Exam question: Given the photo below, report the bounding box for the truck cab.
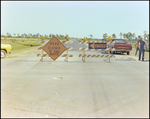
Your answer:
[1,44,12,58]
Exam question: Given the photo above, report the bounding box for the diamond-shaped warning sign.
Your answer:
[42,36,66,61]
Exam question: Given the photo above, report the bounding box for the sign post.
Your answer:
[107,36,111,62]
[83,37,87,62]
[64,36,69,62]
[40,35,44,62]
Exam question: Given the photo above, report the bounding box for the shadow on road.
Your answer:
[139,59,149,62]
[99,52,126,55]
[115,59,136,61]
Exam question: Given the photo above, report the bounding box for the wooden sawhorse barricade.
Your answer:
[37,39,115,62]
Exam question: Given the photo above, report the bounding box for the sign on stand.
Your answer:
[42,36,66,61]
[89,43,106,49]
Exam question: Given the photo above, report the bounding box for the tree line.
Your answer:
[1,31,149,41]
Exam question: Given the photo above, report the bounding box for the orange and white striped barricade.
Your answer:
[37,40,73,62]
[78,40,115,62]
[79,40,115,45]
[64,47,73,62]
[37,54,73,58]
[79,47,115,52]
[79,54,115,59]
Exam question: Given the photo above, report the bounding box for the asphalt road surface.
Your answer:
[1,50,149,118]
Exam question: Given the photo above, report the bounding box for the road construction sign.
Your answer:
[89,43,106,49]
[42,36,66,61]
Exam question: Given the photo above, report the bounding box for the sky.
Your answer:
[1,1,149,39]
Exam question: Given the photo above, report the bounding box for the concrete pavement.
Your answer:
[1,50,149,118]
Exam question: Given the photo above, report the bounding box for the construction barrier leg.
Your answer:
[104,57,110,62]
[64,48,68,62]
[82,44,85,62]
[40,57,43,62]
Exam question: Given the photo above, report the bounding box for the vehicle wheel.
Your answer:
[127,52,130,55]
[1,50,6,58]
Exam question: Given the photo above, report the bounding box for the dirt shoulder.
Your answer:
[4,47,39,59]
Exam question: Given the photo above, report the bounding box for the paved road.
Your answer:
[1,51,149,118]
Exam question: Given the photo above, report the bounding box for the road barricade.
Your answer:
[37,40,73,62]
[79,40,115,62]
[37,38,115,63]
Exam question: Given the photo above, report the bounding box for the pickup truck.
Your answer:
[108,39,132,55]
[1,44,12,58]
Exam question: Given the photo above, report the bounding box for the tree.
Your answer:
[36,33,40,38]
[21,34,24,38]
[132,33,135,40]
[52,34,55,38]
[138,35,142,39]
[44,34,48,39]
[120,32,122,39]
[33,34,36,38]
[112,33,116,38]
[14,33,16,37]
[60,34,65,39]
[49,34,52,39]
[127,32,132,40]
[17,33,20,38]
[56,34,59,38]
[143,30,147,40]
[89,34,93,39]
[8,33,12,37]
[123,33,127,39]
[135,37,138,40]
[24,33,27,38]
[6,32,9,37]
[146,34,149,41]
[103,33,107,39]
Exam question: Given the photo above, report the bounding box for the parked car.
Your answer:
[108,39,132,55]
[1,44,12,58]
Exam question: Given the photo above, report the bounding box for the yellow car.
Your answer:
[1,44,12,58]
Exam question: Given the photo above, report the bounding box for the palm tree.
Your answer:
[132,33,135,40]
[146,34,149,41]
[36,33,40,38]
[127,32,132,40]
[143,30,147,40]
[138,35,142,39]
[103,33,107,40]
[7,32,9,37]
[24,33,27,38]
[21,34,24,38]
[14,33,16,37]
[44,34,47,39]
[56,34,59,38]
[52,34,55,38]
[89,34,93,38]
[112,33,116,38]
[49,34,52,39]
[17,33,20,38]
[120,32,122,39]
[8,33,12,37]
[60,34,65,39]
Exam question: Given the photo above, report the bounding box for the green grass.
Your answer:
[145,49,149,52]
[1,38,41,52]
